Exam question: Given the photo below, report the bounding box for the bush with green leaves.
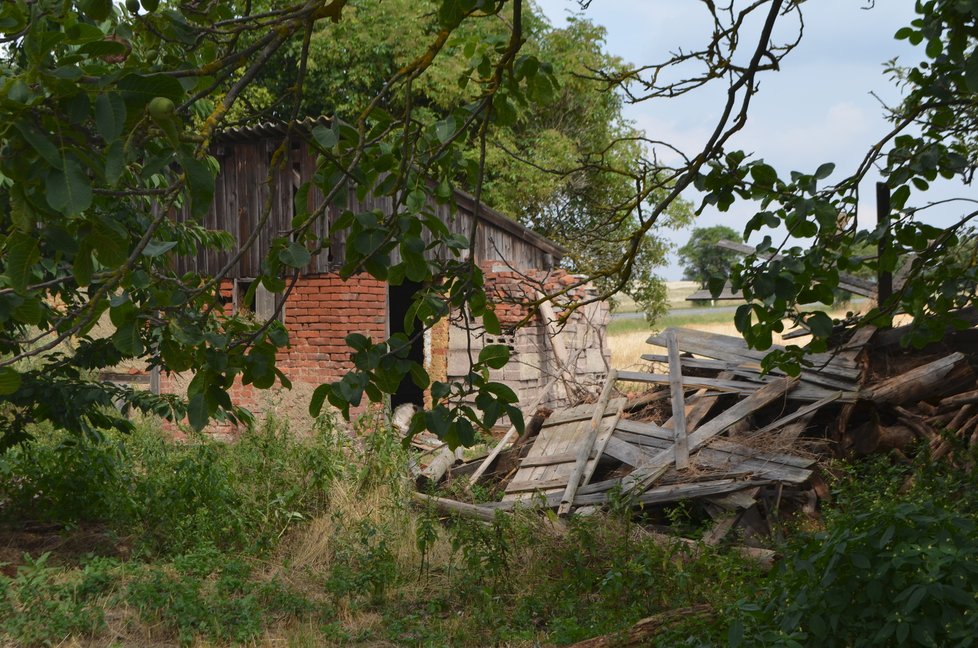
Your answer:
[0,415,352,556]
[439,510,760,646]
[126,545,322,646]
[729,459,978,648]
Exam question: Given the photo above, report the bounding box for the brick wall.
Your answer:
[157,266,610,430]
[159,272,388,430]
[277,274,387,383]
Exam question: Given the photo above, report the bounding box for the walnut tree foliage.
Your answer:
[702,0,978,374]
[2,0,977,449]
[0,0,546,448]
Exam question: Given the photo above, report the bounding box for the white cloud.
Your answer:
[740,100,872,170]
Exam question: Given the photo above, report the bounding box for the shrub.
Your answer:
[0,414,353,556]
[126,545,322,646]
[731,458,978,647]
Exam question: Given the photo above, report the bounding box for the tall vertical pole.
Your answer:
[876,182,893,306]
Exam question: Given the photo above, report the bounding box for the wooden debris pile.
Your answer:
[413,321,978,555]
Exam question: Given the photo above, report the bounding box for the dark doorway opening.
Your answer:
[388,280,425,409]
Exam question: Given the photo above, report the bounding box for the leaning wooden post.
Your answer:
[558,369,618,516]
[536,290,579,400]
[665,330,689,469]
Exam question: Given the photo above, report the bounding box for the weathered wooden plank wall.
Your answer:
[172,134,560,278]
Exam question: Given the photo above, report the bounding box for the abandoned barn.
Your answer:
[161,119,610,421]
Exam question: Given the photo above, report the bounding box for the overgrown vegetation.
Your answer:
[2,415,977,646]
[723,454,978,647]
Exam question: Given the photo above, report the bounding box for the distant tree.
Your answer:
[676,226,743,289]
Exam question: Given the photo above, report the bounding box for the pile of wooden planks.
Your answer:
[414,322,978,554]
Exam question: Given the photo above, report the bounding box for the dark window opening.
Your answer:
[389,280,425,409]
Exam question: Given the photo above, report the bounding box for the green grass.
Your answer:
[609,307,739,336]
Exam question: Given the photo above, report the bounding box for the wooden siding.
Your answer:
[172,135,562,278]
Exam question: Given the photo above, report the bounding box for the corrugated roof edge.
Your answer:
[214,117,567,260]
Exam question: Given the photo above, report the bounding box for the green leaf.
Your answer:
[15,123,62,169]
[161,338,193,372]
[95,93,127,141]
[750,163,777,186]
[484,381,518,403]
[118,73,185,105]
[410,363,430,389]
[728,619,744,648]
[849,552,870,569]
[734,304,752,334]
[73,242,94,287]
[5,232,39,293]
[807,311,834,339]
[707,277,727,299]
[104,140,125,187]
[435,116,456,143]
[311,124,337,150]
[492,93,517,127]
[112,320,144,356]
[12,296,43,325]
[482,309,501,335]
[88,223,128,268]
[894,26,915,40]
[479,344,510,369]
[142,239,177,257]
[965,50,978,93]
[179,155,216,218]
[78,39,128,57]
[188,393,208,431]
[45,158,93,215]
[0,367,21,395]
[814,162,835,180]
[6,80,28,103]
[904,585,927,613]
[896,622,910,644]
[279,242,311,268]
[424,407,451,439]
[310,384,331,416]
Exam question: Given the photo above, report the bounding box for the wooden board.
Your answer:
[623,368,857,402]
[646,328,860,381]
[503,398,625,501]
[488,478,770,511]
[620,377,797,496]
[641,353,859,393]
[603,435,813,483]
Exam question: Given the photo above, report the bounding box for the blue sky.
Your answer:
[533,1,952,279]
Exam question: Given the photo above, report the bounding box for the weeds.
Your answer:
[14,412,973,646]
[0,553,113,646]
